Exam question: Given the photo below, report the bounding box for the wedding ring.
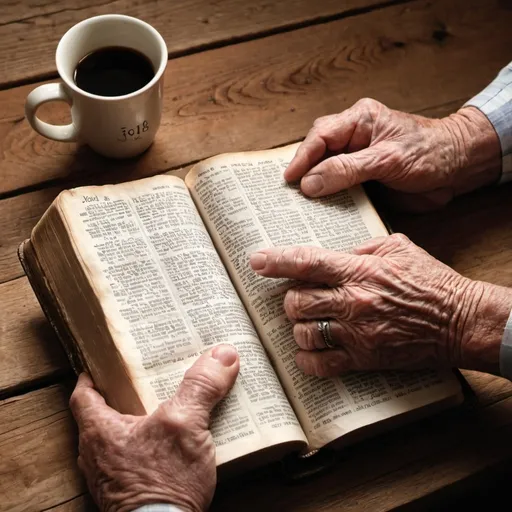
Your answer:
[317,320,335,349]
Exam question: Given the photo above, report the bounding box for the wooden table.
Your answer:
[1,0,512,510]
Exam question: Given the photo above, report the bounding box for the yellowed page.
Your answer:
[185,143,462,450]
[52,175,307,465]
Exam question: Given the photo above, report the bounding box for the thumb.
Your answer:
[69,373,119,430]
[171,344,240,419]
[300,144,392,197]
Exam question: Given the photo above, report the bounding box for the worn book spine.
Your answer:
[18,239,87,376]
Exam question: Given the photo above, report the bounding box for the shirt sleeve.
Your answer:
[464,62,512,184]
[465,62,512,380]
[500,311,512,381]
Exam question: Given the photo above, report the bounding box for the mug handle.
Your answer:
[25,83,78,142]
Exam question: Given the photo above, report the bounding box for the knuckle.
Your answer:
[293,323,316,351]
[294,246,319,274]
[273,247,287,269]
[355,97,380,112]
[332,153,355,179]
[388,233,411,246]
[312,115,330,129]
[309,358,330,377]
[323,155,344,175]
[284,288,302,320]
[184,370,224,403]
[163,407,192,434]
[79,429,99,449]
[313,357,331,377]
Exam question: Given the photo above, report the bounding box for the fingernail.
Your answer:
[302,175,323,196]
[250,252,267,271]
[212,345,238,367]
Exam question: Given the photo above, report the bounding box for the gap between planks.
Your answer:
[0,0,417,90]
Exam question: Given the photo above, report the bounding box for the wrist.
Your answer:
[453,279,512,374]
[442,106,501,195]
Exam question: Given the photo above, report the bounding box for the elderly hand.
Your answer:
[250,235,512,376]
[285,99,501,211]
[69,345,239,512]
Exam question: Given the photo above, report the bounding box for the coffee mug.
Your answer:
[25,15,167,158]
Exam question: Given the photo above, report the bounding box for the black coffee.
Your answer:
[74,47,154,97]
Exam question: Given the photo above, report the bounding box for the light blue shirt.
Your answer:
[465,61,512,378]
[133,62,512,512]
[465,62,512,184]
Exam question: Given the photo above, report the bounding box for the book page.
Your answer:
[186,143,462,450]
[53,175,307,465]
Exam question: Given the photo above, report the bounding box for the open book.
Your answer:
[19,143,464,476]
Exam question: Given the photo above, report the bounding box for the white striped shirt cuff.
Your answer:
[464,62,512,184]
[465,61,512,380]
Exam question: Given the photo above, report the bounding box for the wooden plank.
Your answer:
[1,373,512,512]
[386,183,512,287]
[0,277,69,397]
[0,99,466,286]
[1,0,511,195]
[0,126,510,397]
[0,186,63,285]
[0,384,86,512]
[0,0,389,88]
[46,495,95,512]
[213,382,512,511]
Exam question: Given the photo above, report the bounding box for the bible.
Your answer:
[19,143,464,477]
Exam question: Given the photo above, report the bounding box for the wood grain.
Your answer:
[0,186,64,284]
[1,373,511,512]
[47,495,95,512]
[213,374,512,511]
[0,0,391,88]
[1,0,511,195]
[0,277,68,397]
[0,125,510,397]
[386,183,512,287]
[0,384,85,512]
[0,99,465,286]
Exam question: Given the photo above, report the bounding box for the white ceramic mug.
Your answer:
[25,15,167,158]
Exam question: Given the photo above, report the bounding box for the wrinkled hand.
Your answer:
[250,235,511,376]
[285,99,501,211]
[70,345,239,512]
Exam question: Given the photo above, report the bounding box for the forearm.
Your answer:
[444,62,512,378]
[443,107,502,195]
[461,61,512,184]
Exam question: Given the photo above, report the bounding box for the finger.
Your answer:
[351,236,388,255]
[69,373,116,430]
[293,320,345,351]
[284,286,346,322]
[250,246,353,286]
[284,131,327,183]
[284,104,376,184]
[296,348,353,377]
[168,345,240,421]
[299,145,392,197]
[351,233,416,259]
